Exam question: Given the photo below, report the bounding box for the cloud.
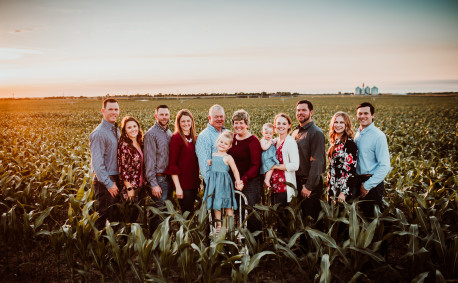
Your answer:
[0,48,42,60]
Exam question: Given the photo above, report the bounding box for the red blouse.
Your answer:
[271,141,286,193]
[227,134,262,184]
[164,133,201,190]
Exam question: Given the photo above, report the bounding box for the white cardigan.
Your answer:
[276,135,300,202]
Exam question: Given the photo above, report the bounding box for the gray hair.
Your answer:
[209,104,225,117]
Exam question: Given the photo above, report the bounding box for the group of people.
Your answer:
[89,98,390,234]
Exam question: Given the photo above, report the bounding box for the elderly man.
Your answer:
[195,104,226,185]
[144,105,172,231]
[354,102,390,218]
[89,98,121,230]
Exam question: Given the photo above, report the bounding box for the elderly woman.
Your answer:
[165,109,201,216]
[227,109,263,233]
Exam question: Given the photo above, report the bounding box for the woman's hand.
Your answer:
[127,188,135,200]
[176,187,184,199]
[337,192,345,203]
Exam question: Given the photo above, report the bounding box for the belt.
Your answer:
[156,173,166,177]
[357,174,372,182]
[109,175,119,182]
[94,175,119,182]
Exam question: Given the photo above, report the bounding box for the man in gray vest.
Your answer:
[89,98,121,230]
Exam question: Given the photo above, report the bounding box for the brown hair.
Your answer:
[231,109,250,126]
[174,109,197,145]
[327,111,354,158]
[103,98,118,109]
[274,113,293,134]
[120,116,144,147]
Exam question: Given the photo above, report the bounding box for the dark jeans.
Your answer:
[297,177,323,221]
[149,175,171,232]
[178,189,198,216]
[238,175,263,233]
[272,191,288,237]
[356,176,385,218]
[93,176,121,230]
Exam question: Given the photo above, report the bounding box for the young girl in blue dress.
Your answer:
[203,131,244,233]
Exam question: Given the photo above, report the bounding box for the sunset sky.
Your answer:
[1,0,457,98]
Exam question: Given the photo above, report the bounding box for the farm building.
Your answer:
[354,84,379,95]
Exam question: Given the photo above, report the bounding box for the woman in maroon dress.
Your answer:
[165,109,201,216]
[227,109,262,233]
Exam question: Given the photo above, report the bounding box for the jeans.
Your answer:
[297,177,324,221]
[356,179,385,218]
[149,175,171,233]
[93,176,121,230]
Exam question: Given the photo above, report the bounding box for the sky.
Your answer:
[0,0,457,98]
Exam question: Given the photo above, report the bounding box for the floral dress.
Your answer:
[271,141,286,194]
[328,138,358,199]
[118,140,146,200]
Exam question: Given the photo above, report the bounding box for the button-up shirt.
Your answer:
[354,123,390,191]
[195,123,226,184]
[89,119,120,189]
[144,122,172,188]
[294,121,326,190]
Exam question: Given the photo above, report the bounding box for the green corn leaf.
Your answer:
[410,271,429,283]
[246,251,275,275]
[319,254,331,283]
[34,206,53,230]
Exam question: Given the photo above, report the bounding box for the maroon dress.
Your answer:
[164,133,200,191]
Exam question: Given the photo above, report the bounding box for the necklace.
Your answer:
[185,135,192,143]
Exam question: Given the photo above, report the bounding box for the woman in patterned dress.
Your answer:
[327,112,358,203]
[118,116,146,221]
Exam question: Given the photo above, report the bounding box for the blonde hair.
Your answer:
[217,131,234,146]
[174,109,197,144]
[327,111,355,158]
[262,123,274,131]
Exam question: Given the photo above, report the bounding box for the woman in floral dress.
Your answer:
[118,116,146,222]
[327,111,358,203]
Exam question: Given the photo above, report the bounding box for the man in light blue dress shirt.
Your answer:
[195,104,226,186]
[354,102,390,218]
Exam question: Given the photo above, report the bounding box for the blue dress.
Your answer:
[203,155,238,210]
[260,144,280,174]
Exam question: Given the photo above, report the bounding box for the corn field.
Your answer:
[0,95,457,282]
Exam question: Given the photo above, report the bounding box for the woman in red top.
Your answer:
[227,109,262,233]
[165,109,201,216]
